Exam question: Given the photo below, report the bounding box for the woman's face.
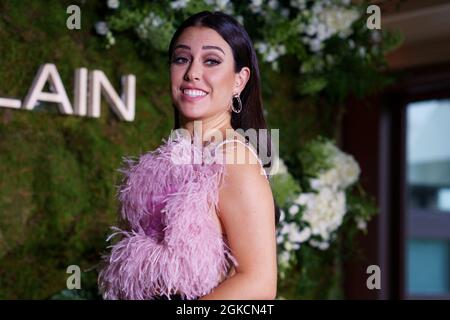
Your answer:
[170,26,249,122]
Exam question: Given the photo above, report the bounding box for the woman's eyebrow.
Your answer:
[174,44,225,55]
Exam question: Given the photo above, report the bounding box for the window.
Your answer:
[405,99,450,298]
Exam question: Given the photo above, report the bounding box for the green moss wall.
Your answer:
[0,0,336,299]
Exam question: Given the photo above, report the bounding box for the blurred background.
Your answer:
[0,0,449,299]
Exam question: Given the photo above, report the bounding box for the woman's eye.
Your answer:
[172,57,221,66]
[205,59,221,65]
[173,57,188,64]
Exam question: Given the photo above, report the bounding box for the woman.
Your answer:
[98,10,279,300]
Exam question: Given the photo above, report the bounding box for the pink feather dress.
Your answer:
[97,129,268,300]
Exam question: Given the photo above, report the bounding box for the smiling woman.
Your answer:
[97,10,279,300]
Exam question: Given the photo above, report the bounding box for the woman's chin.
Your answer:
[178,106,208,120]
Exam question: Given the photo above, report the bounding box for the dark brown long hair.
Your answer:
[167,11,280,226]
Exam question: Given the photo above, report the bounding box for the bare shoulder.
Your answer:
[217,138,274,219]
[215,137,277,285]
[216,138,268,182]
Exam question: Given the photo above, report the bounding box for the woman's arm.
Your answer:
[199,142,277,300]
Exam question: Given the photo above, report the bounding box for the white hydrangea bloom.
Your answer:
[255,42,268,54]
[334,153,360,189]
[278,251,290,265]
[281,8,290,18]
[295,193,314,207]
[207,0,234,14]
[249,0,264,14]
[310,168,340,191]
[288,204,299,216]
[107,0,120,9]
[290,0,307,10]
[300,187,346,241]
[277,234,284,244]
[300,2,361,52]
[280,223,290,235]
[279,209,286,223]
[296,227,311,243]
[268,0,279,10]
[170,0,190,10]
[236,15,244,25]
[284,241,294,251]
[356,217,368,231]
[287,223,301,243]
[309,239,330,250]
[95,21,109,36]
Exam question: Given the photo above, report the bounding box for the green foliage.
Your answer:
[0,0,393,300]
[0,0,171,299]
[271,172,302,208]
[99,0,402,103]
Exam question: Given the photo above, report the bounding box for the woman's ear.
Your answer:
[234,67,250,94]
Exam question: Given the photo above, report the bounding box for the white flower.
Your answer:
[95,21,109,36]
[288,204,299,216]
[265,46,279,62]
[277,234,284,244]
[348,39,355,49]
[280,223,290,235]
[334,152,360,189]
[268,0,279,10]
[309,38,322,52]
[236,15,244,25]
[106,31,115,46]
[250,0,264,14]
[300,187,347,242]
[301,3,361,52]
[311,141,361,191]
[296,227,311,243]
[281,8,290,18]
[290,0,306,10]
[279,209,285,222]
[371,30,382,43]
[284,241,293,251]
[356,217,368,231]
[255,42,268,54]
[311,168,340,191]
[107,0,120,9]
[358,46,366,57]
[278,251,290,265]
[309,239,330,250]
[151,16,164,28]
[295,193,313,206]
[170,0,190,10]
[287,223,300,242]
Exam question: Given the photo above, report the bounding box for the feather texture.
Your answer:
[98,130,238,300]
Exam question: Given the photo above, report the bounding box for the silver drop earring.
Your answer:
[231,93,242,113]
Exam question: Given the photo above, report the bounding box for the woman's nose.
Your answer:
[184,59,201,81]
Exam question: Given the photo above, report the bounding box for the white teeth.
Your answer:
[183,89,207,97]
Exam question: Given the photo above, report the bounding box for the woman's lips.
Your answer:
[181,90,209,103]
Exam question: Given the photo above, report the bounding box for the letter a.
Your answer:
[366,5,381,30]
[366,264,381,290]
[66,265,81,290]
[66,5,81,30]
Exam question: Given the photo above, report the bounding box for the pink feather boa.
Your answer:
[98,130,238,300]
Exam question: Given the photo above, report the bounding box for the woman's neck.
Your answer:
[180,112,235,146]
